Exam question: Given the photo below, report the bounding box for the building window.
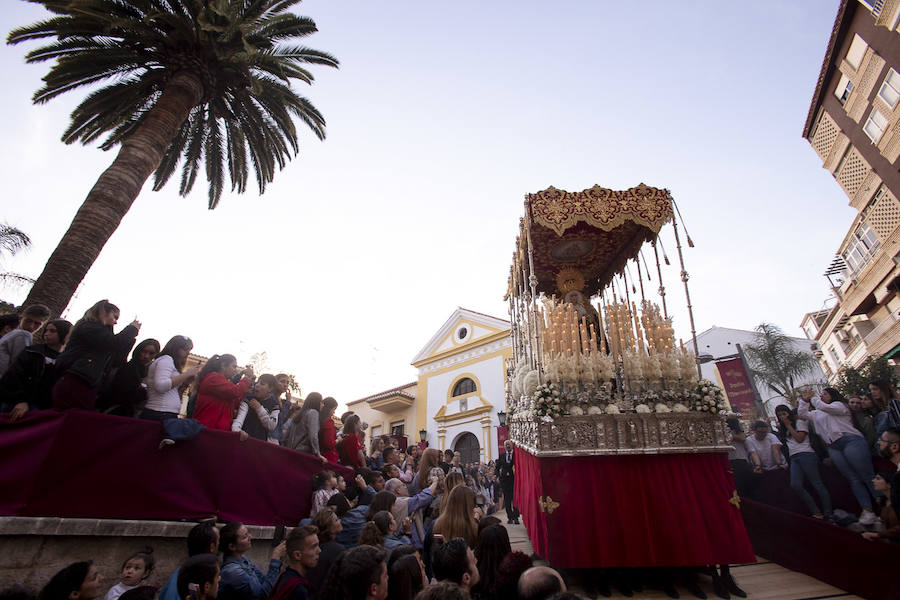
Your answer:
[846,34,868,71]
[842,222,880,276]
[828,345,841,365]
[390,421,404,436]
[879,69,900,108]
[371,425,382,438]
[864,108,889,143]
[452,378,476,397]
[835,74,854,105]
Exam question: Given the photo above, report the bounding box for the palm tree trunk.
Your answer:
[23,71,205,317]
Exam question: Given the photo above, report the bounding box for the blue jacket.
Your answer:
[218,555,282,600]
[336,505,368,548]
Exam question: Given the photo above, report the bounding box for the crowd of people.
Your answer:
[7,445,576,600]
[727,384,900,543]
[1,302,573,599]
[4,300,900,598]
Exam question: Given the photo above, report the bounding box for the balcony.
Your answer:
[864,316,900,357]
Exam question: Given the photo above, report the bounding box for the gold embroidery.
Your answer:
[538,496,560,515]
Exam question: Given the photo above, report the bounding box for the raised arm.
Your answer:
[811,396,850,416]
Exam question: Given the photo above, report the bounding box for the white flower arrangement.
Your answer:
[692,379,726,415]
[523,370,541,398]
[568,405,585,416]
[635,403,651,413]
[672,403,689,413]
[655,402,671,413]
[588,405,604,415]
[605,404,620,414]
[533,381,565,420]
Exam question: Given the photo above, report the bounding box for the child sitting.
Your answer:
[104,548,155,600]
[311,470,339,517]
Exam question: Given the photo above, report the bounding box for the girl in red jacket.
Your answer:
[193,354,254,431]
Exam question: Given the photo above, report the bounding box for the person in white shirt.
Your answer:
[798,387,880,525]
[775,404,832,519]
[140,335,199,422]
[745,421,786,471]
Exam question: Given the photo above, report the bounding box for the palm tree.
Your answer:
[743,322,819,408]
[8,0,338,317]
[0,223,34,288]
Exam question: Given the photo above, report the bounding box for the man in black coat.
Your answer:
[496,439,519,524]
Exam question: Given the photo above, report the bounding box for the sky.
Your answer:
[0,1,851,407]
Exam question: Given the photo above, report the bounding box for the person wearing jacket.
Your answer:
[1,318,72,419]
[385,476,439,549]
[52,300,140,411]
[97,338,159,417]
[193,354,253,431]
[218,522,285,600]
[231,374,280,441]
[284,392,327,461]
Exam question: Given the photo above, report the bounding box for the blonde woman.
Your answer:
[52,300,140,411]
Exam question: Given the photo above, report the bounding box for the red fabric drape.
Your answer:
[0,411,352,525]
[741,498,900,600]
[514,448,755,567]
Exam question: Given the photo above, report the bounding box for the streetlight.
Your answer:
[419,429,427,443]
[497,411,506,427]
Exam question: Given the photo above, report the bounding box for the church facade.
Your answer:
[349,308,512,464]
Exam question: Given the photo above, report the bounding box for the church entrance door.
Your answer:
[454,432,480,465]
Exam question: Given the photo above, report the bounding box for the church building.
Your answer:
[348,308,512,464]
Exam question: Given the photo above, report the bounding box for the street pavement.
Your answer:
[493,509,860,599]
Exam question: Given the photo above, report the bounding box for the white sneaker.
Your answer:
[858,510,877,525]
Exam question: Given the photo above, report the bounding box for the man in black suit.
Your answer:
[496,439,519,524]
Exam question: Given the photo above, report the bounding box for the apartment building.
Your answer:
[801,0,900,381]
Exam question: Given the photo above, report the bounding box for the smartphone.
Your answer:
[272,524,286,547]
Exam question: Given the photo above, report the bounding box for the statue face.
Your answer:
[565,290,583,305]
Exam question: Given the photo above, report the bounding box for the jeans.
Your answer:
[827,433,879,511]
[139,408,178,423]
[789,452,832,516]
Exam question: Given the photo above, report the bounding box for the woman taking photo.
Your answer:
[320,396,339,463]
[52,300,140,411]
[140,335,199,422]
[410,448,441,495]
[799,387,880,525]
[338,413,366,469]
[192,354,253,431]
[775,404,833,519]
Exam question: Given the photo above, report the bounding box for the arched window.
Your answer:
[452,377,476,397]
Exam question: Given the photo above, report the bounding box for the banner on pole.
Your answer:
[715,357,757,415]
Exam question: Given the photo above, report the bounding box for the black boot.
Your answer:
[711,573,730,600]
[722,572,746,598]
[684,579,707,599]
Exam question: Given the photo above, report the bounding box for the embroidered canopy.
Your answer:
[508,184,674,297]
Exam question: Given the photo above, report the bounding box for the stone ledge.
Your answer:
[0,517,277,539]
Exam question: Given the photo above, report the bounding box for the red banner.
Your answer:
[715,357,757,416]
[496,425,509,451]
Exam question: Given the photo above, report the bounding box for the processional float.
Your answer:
[505,184,754,568]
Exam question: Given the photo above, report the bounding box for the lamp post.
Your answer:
[496,411,509,456]
[418,428,428,449]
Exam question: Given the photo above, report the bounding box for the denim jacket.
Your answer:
[218,554,282,600]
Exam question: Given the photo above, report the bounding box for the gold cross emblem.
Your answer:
[728,490,741,509]
[538,496,560,515]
